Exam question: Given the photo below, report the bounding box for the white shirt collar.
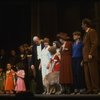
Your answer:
[86,28,90,32]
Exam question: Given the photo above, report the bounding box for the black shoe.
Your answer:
[92,91,99,94]
[85,91,92,94]
[79,89,86,94]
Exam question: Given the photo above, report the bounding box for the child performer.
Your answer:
[48,46,61,73]
[5,63,15,94]
[72,31,85,94]
[15,63,26,93]
[0,67,5,94]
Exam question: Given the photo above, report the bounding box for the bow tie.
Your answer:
[37,44,40,46]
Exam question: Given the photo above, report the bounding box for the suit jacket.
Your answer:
[31,42,44,65]
[83,28,98,61]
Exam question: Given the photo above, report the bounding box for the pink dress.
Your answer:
[15,70,26,92]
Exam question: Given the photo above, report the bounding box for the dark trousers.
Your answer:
[84,59,100,92]
[34,60,44,94]
[61,84,72,94]
[72,58,85,90]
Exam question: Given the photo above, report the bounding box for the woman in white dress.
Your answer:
[39,38,51,81]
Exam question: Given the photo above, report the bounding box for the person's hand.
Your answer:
[64,48,68,50]
[80,60,83,67]
[88,55,92,59]
[39,64,41,70]
[47,62,50,69]
[31,65,34,70]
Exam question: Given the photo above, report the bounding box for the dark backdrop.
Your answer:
[0,0,100,51]
[31,0,100,44]
[0,1,31,50]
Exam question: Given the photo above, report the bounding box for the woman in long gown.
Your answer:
[39,38,51,81]
[57,32,73,94]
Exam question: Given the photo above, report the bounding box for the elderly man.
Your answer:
[31,36,44,94]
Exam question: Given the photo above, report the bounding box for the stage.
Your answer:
[0,93,100,100]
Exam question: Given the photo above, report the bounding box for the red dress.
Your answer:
[51,54,61,72]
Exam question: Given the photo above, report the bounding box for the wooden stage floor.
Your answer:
[0,93,100,100]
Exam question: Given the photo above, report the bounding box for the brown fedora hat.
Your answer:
[57,32,70,40]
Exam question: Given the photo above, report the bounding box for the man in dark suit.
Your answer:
[82,18,100,94]
[31,36,44,94]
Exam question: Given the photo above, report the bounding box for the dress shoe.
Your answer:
[85,91,92,94]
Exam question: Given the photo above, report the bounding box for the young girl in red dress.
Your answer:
[48,46,61,73]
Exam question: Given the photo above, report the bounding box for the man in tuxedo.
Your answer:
[82,18,100,94]
[31,36,44,94]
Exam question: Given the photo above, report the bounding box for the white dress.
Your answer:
[41,46,51,80]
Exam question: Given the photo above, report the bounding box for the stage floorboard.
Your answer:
[0,93,100,99]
